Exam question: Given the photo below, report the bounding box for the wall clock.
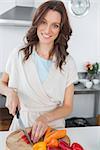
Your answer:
[68,0,90,16]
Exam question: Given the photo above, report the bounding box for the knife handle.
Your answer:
[16,107,20,119]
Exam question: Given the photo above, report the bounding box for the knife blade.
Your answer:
[16,107,33,145]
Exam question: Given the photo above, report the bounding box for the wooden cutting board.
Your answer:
[6,127,70,150]
[6,128,33,150]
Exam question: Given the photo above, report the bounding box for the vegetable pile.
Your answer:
[20,127,84,150]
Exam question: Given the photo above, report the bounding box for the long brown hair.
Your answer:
[20,0,72,70]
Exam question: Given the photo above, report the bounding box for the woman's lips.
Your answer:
[41,33,51,39]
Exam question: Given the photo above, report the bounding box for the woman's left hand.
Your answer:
[31,115,48,143]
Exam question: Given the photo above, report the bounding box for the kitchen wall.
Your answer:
[68,0,100,71]
[0,0,100,117]
[15,0,34,7]
[0,0,15,14]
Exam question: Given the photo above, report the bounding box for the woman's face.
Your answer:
[37,9,61,45]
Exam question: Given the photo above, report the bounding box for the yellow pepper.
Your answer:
[33,141,46,150]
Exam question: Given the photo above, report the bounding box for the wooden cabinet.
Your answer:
[0,94,13,131]
[0,107,13,131]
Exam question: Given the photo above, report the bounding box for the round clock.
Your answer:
[68,0,90,16]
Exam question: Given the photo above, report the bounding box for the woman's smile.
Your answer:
[41,33,52,39]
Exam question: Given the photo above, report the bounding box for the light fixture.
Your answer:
[68,0,90,17]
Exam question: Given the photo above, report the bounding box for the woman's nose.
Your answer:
[45,25,51,34]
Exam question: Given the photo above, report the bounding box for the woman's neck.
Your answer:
[36,43,54,59]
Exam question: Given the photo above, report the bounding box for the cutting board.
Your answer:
[6,128,33,150]
[6,127,70,150]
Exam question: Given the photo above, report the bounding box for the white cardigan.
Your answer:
[5,47,78,130]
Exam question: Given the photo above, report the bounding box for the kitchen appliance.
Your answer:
[0,6,36,26]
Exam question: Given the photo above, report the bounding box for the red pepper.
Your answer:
[21,131,32,144]
[61,135,71,146]
[47,146,61,150]
[59,140,72,150]
[71,142,84,150]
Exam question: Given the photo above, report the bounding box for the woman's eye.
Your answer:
[53,24,60,29]
[41,20,46,25]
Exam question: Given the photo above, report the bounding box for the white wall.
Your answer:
[0,0,15,15]
[67,0,100,71]
[0,26,28,72]
[15,0,34,7]
[0,0,100,117]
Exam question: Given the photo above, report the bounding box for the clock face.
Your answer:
[69,0,90,16]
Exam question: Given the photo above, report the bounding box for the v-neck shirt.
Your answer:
[32,50,52,83]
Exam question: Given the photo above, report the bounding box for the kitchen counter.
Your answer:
[0,126,100,150]
[75,82,100,93]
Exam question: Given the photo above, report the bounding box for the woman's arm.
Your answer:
[31,84,74,142]
[0,72,10,96]
[0,72,20,115]
[43,83,74,122]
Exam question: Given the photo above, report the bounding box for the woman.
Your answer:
[0,0,78,143]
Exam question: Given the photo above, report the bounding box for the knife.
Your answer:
[16,107,33,145]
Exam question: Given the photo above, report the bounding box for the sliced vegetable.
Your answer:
[20,131,31,144]
[21,135,30,144]
[44,129,66,144]
[59,140,72,150]
[47,146,61,150]
[71,142,84,150]
[60,135,71,145]
[47,138,59,148]
[44,127,54,140]
[33,141,46,150]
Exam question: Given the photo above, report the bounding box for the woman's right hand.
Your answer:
[6,88,20,116]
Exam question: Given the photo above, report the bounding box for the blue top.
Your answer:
[33,51,52,83]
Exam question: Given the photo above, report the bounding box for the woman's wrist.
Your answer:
[38,114,49,123]
[10,87,17,92]
[7,87,17,96]
[41,114,50,123]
